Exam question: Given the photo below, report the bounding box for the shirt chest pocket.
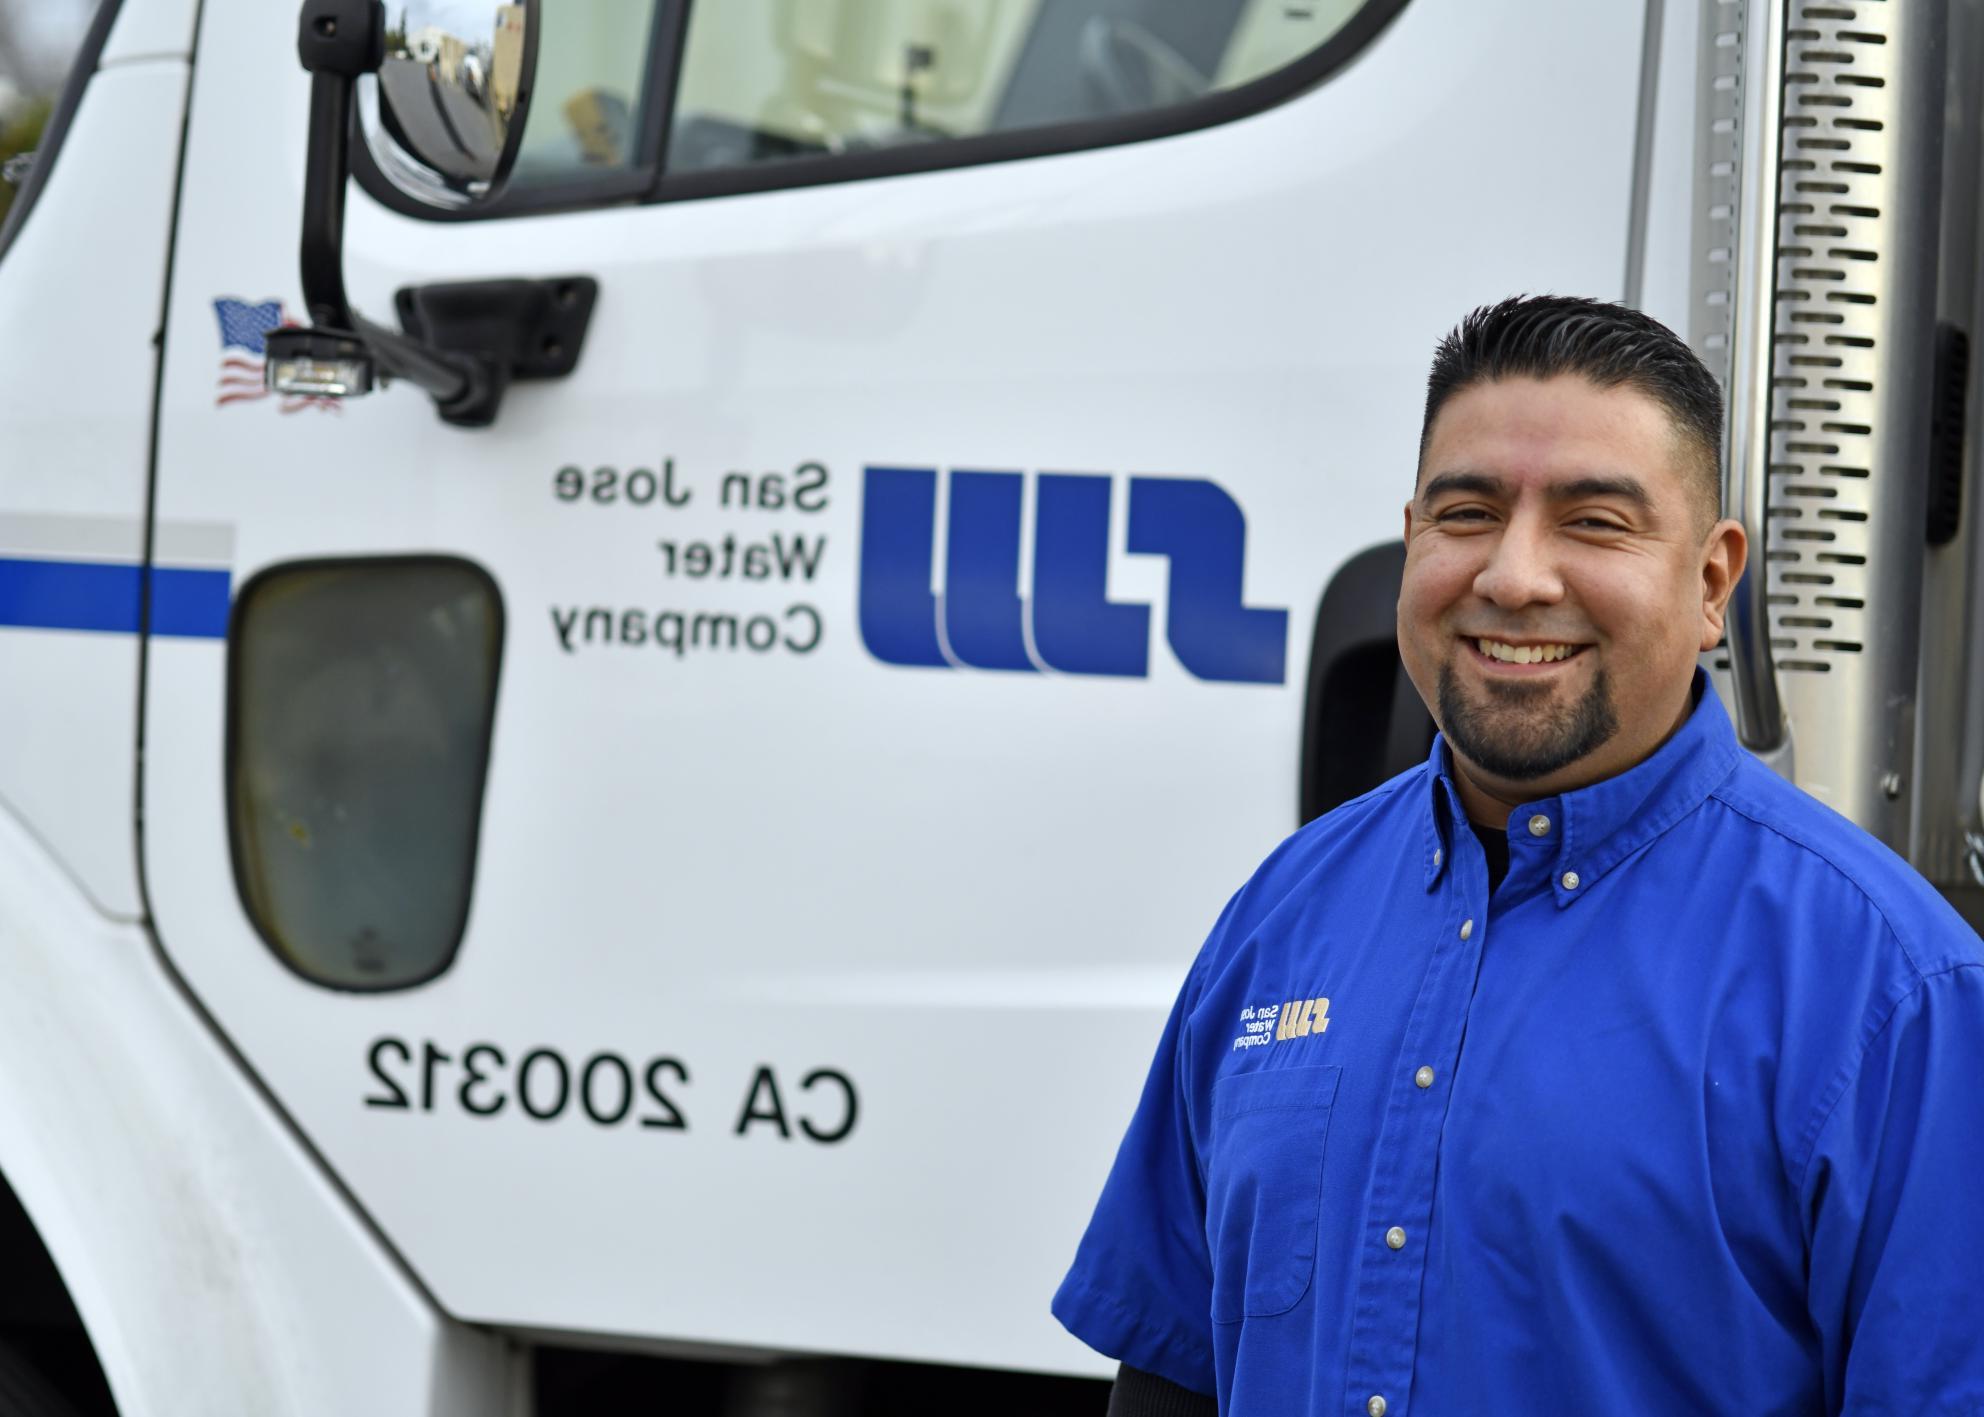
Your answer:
[1206,1064,1341,1323]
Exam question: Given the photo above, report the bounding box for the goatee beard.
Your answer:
[1437,659,1619,782]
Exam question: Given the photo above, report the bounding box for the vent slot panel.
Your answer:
[1765,0,1900,671]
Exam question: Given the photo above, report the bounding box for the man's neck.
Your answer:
[1452,768,1520,830]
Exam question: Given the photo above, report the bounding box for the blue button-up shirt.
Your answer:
[1054,678,1984,1414]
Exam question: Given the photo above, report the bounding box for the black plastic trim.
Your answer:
[296,0,385,80]
[1299,541,1434,825]
[393,274,599,379]
[635,0,693,198]
[1926,321,1968,547]
[223,554,506,995]
[352,0,1411,222]
[0,0,126,267]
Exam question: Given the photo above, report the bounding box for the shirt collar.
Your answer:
[1421,670,1744,905]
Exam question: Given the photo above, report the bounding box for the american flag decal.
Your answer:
[214,297,340,414]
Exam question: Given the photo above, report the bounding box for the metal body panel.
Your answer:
[99,0,199,68]
[0,807,514,1416]
[1688,0,1746,392]
[1764,0,1947,841]
[1914,0,1984,891]
[1637,0,1708,336]
[1723,0,1794,757]
[142,0,1648,1372]
[0,60,188,921]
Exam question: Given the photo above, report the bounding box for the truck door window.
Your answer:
[352,0,1405,217]
[0,0,120,256]
[666,0,1375,176]
[227,558,504,992]
[506,3,661,194]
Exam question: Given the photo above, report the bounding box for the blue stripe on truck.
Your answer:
[0,557,231,638]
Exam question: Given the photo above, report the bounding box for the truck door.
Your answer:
[143,0,1652,1374]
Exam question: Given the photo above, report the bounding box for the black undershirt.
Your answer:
[1111,1365,1217,1416]
[1472,820,1511,894]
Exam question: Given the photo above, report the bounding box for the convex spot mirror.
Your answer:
[366,0,539,206]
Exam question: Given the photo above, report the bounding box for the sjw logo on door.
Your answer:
[858,467,1287,684]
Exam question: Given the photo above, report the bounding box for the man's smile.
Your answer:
[1461,636,1593,674]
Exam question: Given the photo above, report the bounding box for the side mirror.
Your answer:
[271,0,598,428]
[372,3,533,202]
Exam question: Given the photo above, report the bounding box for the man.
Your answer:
[1053,296,1984,1415]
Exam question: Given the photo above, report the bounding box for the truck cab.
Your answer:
[0,0,1978,1411]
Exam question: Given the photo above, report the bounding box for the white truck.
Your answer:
[0,0,1976,1412]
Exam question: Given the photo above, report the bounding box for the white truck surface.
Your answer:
[0,0,1978,1411]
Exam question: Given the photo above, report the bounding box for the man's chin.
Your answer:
[1449,730,1590,786]
[1436,662,1619,783]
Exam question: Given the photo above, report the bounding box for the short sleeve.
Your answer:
[1802,962,1984,1413]
[1052,951,1217,1396]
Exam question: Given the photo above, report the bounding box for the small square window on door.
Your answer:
[227,558,504,991]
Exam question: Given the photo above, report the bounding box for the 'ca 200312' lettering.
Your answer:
[362,1037,857,1144]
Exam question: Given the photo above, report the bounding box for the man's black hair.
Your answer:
[1419,295,1726,524]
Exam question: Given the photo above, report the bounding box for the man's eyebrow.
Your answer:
[1552,475,1652,507]
[1418,471,1506,503]
[1417,471,1653,507]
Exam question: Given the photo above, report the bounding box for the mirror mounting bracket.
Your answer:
[394,278,601,428]
[298,0,385,80]
[283,0,567,428]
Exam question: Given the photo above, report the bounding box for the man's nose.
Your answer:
[1471,515,1566,609]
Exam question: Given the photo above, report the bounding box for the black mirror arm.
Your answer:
[296,0,380,331]
[299,66,488,413]
[299,70,354,331]
[352,311,497,418]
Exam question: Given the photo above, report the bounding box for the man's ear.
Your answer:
[1698,517,1749,652]
[1402,500,1416,543]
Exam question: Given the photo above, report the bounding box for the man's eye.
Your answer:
[1437,507,1492,523]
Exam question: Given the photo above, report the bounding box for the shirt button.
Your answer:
[1414,1065,1435,1088]
[1385,1226,1407,1250]
[1459,918,1473,940]
[1368,1397,1389,1417]
[1562,870,1581,891]
[1529,813,1552,837]
[1433,847,1443,867]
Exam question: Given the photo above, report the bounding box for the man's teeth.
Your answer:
[1477,638,1577,665]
